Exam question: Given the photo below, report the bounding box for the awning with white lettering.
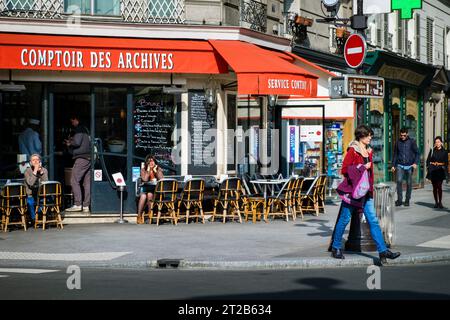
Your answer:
[209,40,318,96]
[0,33,228,74]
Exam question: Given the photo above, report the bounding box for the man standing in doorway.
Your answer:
[391,128,420,207]
[64,115,91,213]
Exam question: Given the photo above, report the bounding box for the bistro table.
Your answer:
[250,179,290,199]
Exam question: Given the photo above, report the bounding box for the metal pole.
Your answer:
[115,186,128,224]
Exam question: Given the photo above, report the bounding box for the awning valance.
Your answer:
[209,40,318,97]
[0,33,228,74]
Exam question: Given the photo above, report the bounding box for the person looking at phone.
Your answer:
[24,153,48,225]
[136,155,164,224]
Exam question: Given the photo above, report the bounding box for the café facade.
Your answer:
[0,25,325,213]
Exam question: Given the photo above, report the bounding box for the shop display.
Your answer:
[369,110,384,181]
[325,123,344,178]
[298,141,322,177]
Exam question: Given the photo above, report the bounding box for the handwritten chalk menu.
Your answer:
[133,96,175,171]
[188,90,217,175]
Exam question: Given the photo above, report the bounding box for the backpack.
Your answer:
[352,166,370,199]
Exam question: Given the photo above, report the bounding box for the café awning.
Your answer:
[209,40,318,97]
[0,33,229,74]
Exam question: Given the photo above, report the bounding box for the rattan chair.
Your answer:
[300,176,322,216]
[211,177,242,223]
[292,176,305,220]
[147,178,179,226]
[177,178,205,224]
[34,181,64,230]
[1,183,27,232]
[265,177,297,221]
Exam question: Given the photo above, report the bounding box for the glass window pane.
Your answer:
[133,86,179,176]
[7,0,33,10]
[64,0,91,14]
[95,0,120,15]
[94,87,127,178]
[149,0,175,18]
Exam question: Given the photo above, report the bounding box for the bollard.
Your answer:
[374,183,395,247]
[115,185,128,224]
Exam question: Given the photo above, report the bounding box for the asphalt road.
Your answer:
[1,262,450,301]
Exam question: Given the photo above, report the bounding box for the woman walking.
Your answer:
[330,125,401,264]
[426,136,448,209]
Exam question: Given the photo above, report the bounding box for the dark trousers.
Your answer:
[396,166,413,202]
[71,158,91,207]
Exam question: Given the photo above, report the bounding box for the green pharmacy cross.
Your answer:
[391,0,422,19]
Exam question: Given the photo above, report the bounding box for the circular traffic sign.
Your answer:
[344,33,367,69]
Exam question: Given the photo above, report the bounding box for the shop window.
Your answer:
[0,83,43,178]
[65,0,120,16]
[132,86,180,176]
[369,110,384,183]
[226,94,237,172]
[236,96,262,176]
[94,87,127,178]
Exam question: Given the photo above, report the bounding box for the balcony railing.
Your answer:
[0,0,185,23]
[240,0,266,33]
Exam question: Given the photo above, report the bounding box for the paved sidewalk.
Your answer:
[0,183,449,270]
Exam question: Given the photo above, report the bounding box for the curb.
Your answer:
[173,252,450,270]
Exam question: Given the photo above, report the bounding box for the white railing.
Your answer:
[0,0,185,23]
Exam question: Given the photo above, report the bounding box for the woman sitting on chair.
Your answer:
[137,155,164,224]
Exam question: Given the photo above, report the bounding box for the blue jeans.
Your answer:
[332,198,387,253]
[27,196,36,220]
[27,196,42,220]
[396,166,413,202]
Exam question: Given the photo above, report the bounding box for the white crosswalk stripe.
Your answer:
[0,251,131,261]
[0,268,59,274]
[417,235,450,249]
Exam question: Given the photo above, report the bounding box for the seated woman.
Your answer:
[24,153,48,225]
[137,155,164,224]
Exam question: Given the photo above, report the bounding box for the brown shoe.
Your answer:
[137,214,144,224]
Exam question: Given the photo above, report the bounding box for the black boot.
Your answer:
[379,250,401,264]
[331,248,345,259]
[395,200,402,207]
[434,203,439,208]
[404,200,409,206]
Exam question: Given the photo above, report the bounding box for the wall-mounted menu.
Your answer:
[133,95,175,172]
[188,90,217,175]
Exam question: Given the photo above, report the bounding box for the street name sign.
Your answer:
[329,75,385,99]
[344,34,367,69]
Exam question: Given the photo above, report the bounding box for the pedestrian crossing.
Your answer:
[417,235,450,249]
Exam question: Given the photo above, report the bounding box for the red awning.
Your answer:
[0,33,228,74]
[209,40,318,97]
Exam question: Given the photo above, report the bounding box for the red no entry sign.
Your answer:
[344,34,367,69]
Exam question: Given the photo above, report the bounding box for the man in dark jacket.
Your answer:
[391,128,420,207]
[64,115,91,212]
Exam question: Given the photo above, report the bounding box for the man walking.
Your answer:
[391,128,420,207]
[64,115,91,213]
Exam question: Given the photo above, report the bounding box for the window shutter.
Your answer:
[426,17,434,64]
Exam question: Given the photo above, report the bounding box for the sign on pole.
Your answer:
[329,75,385,99]
[344,34,367,69]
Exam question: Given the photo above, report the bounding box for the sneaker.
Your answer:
[83,206,90,213]
[65,205,82,212]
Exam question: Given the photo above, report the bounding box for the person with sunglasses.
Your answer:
[391,128,420,207]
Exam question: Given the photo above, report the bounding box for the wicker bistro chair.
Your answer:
[211,177,243,223]
[316,174,327,214]
[177,178,205,224]
[291,176,305,220]
[147,178,179,226]
[1,183,27,232]
[300,175,327,216]
[34,181,64,230]
[265,177,297,222]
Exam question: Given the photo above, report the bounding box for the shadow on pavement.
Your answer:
[191,277,450,300]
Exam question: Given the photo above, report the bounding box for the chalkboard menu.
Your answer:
[133,95,175,172]
[188,90,217,175]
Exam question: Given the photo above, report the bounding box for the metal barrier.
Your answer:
[374,183,396,247]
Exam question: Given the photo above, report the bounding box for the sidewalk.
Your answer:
[0,183,449,270]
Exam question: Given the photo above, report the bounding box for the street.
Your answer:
[1,262,449,300]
